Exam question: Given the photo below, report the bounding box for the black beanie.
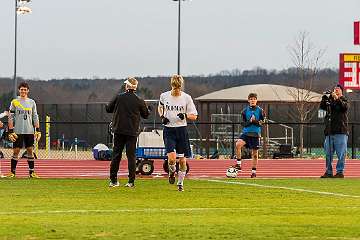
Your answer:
[335,84,344,92]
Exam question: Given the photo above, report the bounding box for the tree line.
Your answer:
[0,67,348,106]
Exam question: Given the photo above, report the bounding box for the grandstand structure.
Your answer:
[194,84,317,157]
[210,113,294,158]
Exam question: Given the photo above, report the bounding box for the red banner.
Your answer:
[339,53,360,90]
[354,21,360,45]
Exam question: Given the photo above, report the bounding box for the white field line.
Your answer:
[0,208,239,216]
[204,179,360,198]
[1,206,360,216]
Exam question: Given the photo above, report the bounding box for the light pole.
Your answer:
[173,0,186,75]
[13,0,32,98]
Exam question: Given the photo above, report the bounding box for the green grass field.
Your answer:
[1,178,360,240]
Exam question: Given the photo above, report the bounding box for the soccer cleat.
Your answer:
[250,172,256,178]
[320,173,333,178]
[6,172,16,178]
[177,184,184,192]
[233,164,242,171]
[333,173,344,178]
[109,181,120,187]
[29,172,40,178]
[124,182,135,188]
[168,171,176,184]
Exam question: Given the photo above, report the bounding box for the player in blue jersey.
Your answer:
[234,93,265,178]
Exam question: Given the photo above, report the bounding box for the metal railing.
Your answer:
[0,121,359,160]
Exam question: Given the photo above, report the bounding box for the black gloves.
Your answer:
[161,116,170,125]
[147,105,152,112]
[161,113,187,125]
[177,113,187,120]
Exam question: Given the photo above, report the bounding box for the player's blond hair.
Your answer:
[170,75,184,89]
[125,77,138,90]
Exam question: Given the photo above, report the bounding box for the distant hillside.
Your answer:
[0,68,348,105]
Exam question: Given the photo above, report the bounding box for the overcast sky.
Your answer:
[0,0,359,80]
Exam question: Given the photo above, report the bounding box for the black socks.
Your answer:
[11,158,18,174]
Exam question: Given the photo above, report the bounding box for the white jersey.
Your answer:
[159,91,198,128]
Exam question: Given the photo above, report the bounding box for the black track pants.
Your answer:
[110,133,137,183]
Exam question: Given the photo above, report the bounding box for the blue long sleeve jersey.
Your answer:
[241,105,265,137]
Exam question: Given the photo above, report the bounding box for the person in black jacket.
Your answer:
[319,84,349,178]
[106,77,150,187]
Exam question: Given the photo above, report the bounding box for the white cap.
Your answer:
[0,112,7,119]
[124,79,138,89]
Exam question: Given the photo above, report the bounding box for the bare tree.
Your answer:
[287,31,325,156]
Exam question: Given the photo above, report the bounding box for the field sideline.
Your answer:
[1,178,360,240]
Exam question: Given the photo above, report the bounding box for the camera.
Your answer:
[322,89,335,102]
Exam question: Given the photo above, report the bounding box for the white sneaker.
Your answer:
[109,181,120,187]
[124,182,135,188]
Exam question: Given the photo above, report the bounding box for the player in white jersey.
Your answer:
[158,75,198,191]
[7,82,41,178]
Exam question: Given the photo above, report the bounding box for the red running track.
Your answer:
[1,159,360,179]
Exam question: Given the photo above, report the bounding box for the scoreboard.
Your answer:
[339,53,360,90]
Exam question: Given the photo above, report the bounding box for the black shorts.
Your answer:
[239,133,260,150]
[163,126,192,158]
[13,134,34,149]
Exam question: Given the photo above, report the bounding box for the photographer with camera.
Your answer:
[319,84,348,178]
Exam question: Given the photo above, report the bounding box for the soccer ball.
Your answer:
[226,167,238,178]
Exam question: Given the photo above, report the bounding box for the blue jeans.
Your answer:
[323,134,348,175]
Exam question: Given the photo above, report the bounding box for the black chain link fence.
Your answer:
[1,121,359,160]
